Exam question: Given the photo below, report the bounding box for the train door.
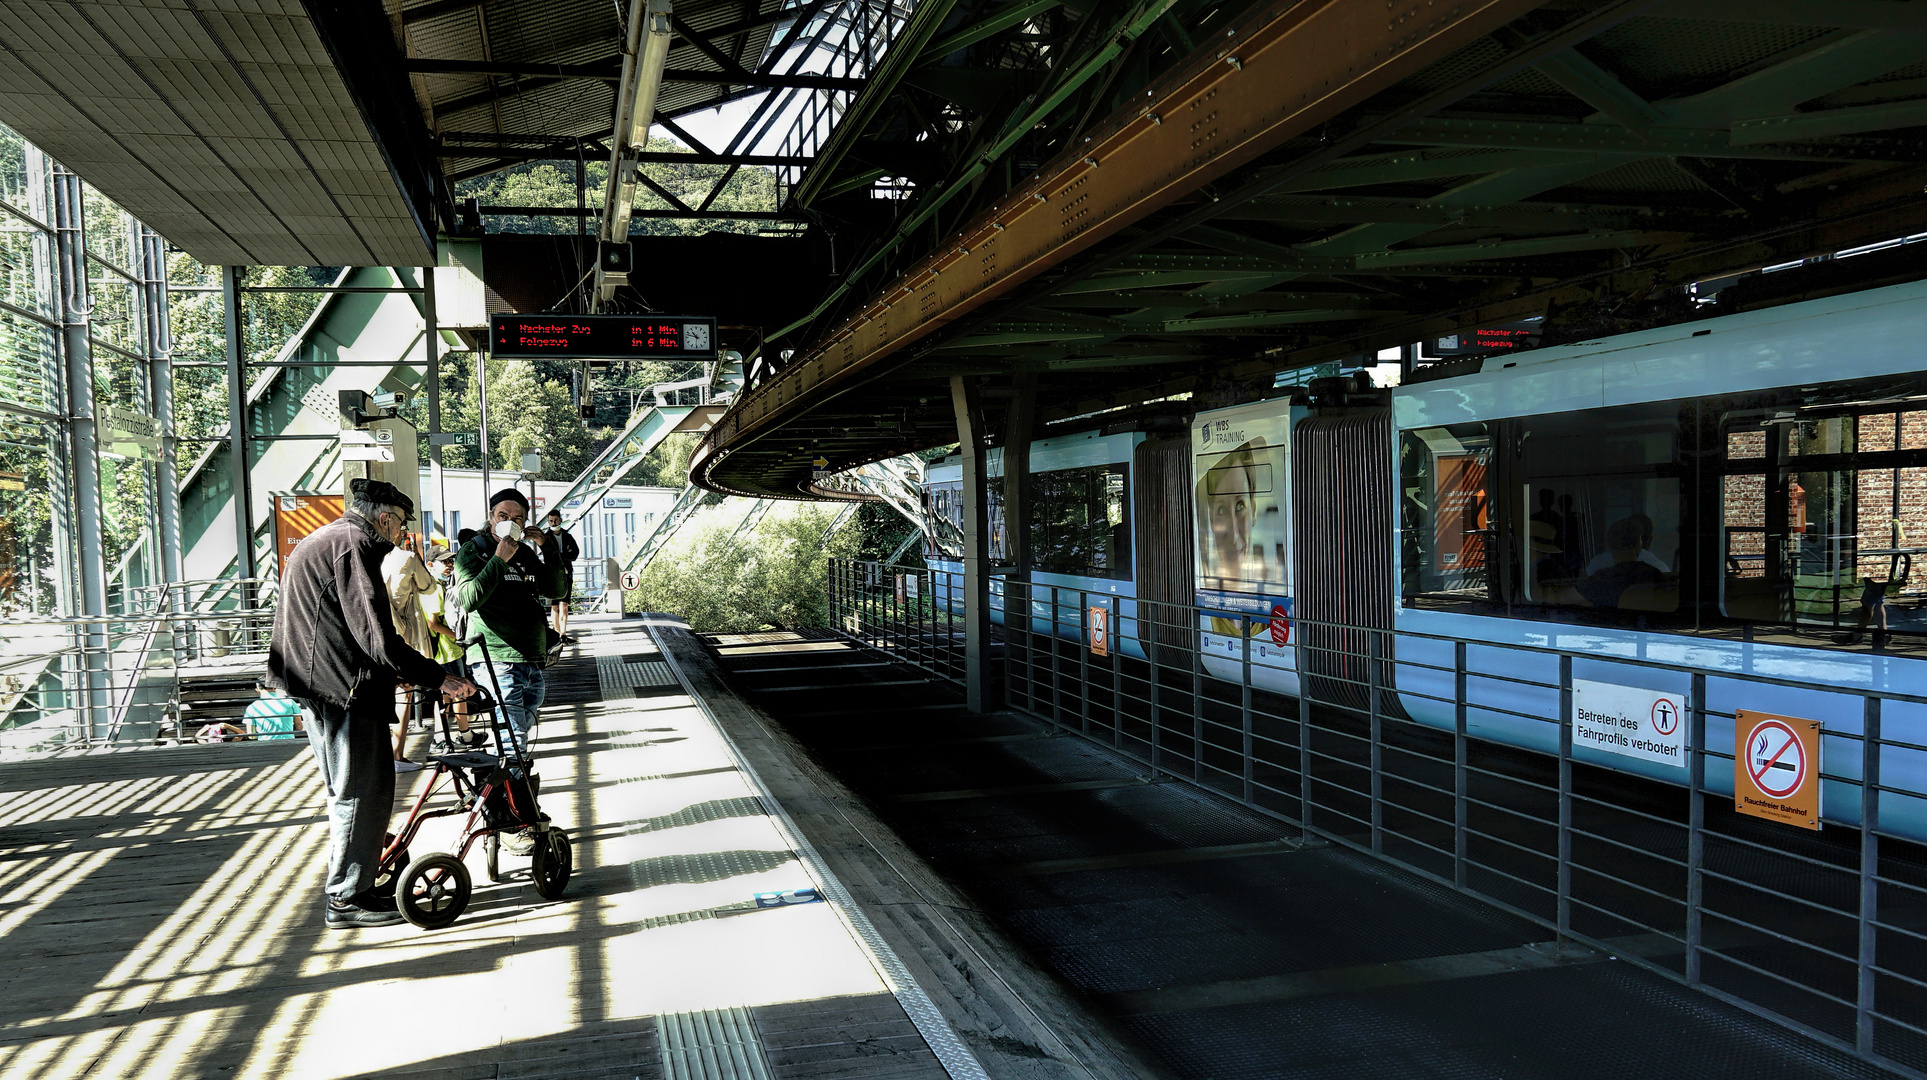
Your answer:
[1135,435,1194,653]
[1293,404,1397,712]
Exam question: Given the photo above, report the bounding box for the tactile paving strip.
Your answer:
[657,1007,774,1080]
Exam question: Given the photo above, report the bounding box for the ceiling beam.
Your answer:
[408,56,864,90]
[1384,116,1922,161]
[1664,0,1927,29]
[917,0,1062,62]
[1732,97,1927,145]
[697,0,1583,496]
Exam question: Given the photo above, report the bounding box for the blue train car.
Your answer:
[925,428,1146,656]
[920,278,1927,843]
[1392,278,1927,837]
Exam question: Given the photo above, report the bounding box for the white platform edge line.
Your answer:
[647,622,993,1080]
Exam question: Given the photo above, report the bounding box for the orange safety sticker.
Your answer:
[1734,710,1822,830]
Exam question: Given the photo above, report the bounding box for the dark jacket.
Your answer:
[550,527,580,564]
[265,513,445,708]
[452,531,569,664]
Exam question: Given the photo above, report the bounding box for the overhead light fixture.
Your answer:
[596,0,674,301]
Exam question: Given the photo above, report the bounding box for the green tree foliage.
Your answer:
[629,501,860,631]
[454,139,779,237]
[438,357,596,479]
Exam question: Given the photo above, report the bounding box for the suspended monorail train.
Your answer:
[926,278,1927,840]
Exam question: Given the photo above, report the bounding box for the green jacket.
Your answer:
[452,533,568,665]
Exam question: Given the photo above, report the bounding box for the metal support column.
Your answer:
[1686,672,1707,984]
[222,266,256,590]
[141,226,182,591]
[950,375,991,713]
[478,351,493,497]
[1858,696,1882,1055]
[423,264,445,538]
[1557,653,1575,938]
[51,165,109,741]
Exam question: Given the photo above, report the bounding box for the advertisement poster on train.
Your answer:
[1734,710,1822,830]
[273,492,343,578]
[1193,402,1292,670]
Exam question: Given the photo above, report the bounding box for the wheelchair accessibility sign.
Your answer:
[1735,710,1821,830]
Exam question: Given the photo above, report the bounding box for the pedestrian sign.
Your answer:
[1571,679,1686,768]
[1735,710,1822,830]
[620,570,640,592]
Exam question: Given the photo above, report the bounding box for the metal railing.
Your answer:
[827,557,962,682]
[824,558,1927,1079]
[1,578,276,755]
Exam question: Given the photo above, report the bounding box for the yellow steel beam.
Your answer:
[698,0,1549,485]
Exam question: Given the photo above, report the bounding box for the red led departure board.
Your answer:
[490,314,717,359]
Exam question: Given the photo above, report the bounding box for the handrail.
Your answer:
[104,590,172,744]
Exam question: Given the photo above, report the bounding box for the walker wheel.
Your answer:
[397,852,471,929]
[484,832,504,883]
[370,833,409,899]
[530,829,572,900]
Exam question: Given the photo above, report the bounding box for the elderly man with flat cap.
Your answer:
[266,478,478,929]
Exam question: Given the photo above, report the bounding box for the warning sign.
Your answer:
[1571,679,1687,768]
[1088,606,1109,657]
[1735,710,1822,830]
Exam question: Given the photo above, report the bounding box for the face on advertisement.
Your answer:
[1202,443,1263,584]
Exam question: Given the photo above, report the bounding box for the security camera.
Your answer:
[372,391,408,410]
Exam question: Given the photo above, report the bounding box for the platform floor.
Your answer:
[0,615,972,1079]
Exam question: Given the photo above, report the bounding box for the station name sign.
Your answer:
[490,314,717,360]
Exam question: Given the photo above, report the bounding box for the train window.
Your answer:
[923,479,1006,562]
[925,482,963,559]
[1027,464,1130,579]
[1403,403,1684,621]
[1401,424,1493,603]
[1516,403,1682,616]
[1719,402,1927,634]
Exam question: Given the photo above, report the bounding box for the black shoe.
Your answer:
[325,893,403,929]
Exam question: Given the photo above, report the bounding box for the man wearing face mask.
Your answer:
[452,490,569,815]
[267,478,478,929]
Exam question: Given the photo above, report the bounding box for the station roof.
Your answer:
[0,0,438,266]
[689,0,1927,497]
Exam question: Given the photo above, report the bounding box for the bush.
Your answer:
[627,501,862,632]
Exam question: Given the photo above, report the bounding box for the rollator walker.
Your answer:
[369,635,573,929]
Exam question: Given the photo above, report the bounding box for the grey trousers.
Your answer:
[303,696,395,901]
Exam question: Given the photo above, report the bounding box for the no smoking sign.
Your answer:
[1735,710,1822,830]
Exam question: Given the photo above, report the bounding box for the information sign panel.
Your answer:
[1735,710,1822,830]
[1571,679,1687,768]
[273,493,343,578]
[490,314,717,359]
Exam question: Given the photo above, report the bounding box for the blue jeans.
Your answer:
[479,661,545,765]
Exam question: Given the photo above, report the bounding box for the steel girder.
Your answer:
[697,0,1554,494]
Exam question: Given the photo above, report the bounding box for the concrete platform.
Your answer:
[0,613,1136,1080]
